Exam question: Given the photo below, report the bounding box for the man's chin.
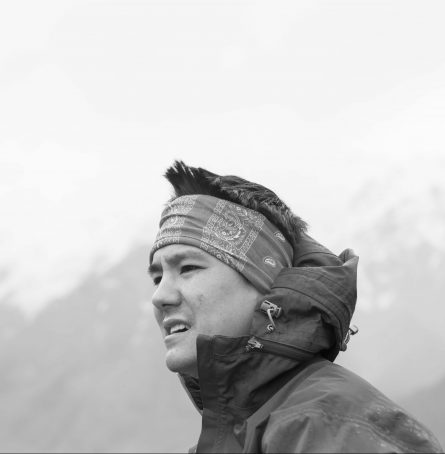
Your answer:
[165,353,197,377]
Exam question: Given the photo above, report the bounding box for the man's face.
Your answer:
[150,244,262,378]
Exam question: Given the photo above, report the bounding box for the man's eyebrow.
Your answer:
[148,249,208,275]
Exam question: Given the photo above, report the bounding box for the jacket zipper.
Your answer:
[245,336,313,359]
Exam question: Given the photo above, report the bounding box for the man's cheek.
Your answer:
[196,291,208,307]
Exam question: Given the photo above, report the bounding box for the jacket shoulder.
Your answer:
[261,360,443,453]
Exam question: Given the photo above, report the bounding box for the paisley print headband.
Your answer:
[149,195,293,293]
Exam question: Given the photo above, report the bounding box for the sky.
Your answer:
[1,0,445,316]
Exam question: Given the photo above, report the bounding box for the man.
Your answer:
[149,161,442,453]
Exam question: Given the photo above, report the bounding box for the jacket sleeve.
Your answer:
[261,405,444,454]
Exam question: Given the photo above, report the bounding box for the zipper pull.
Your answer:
[245,337,264,352]
[260,300,282,318]
[260,300,282,333]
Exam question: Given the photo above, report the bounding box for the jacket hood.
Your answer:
[180,234,359,416]
[250,247,358,362]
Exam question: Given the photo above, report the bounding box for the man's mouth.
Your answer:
[165,322,190,336]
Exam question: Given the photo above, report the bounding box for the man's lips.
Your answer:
[163,318,191,336]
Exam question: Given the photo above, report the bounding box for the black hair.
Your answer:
[163,160,307,249]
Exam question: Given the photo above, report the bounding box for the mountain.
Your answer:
[0,245,200,453]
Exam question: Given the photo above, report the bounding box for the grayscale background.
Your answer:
[1,1,444,452]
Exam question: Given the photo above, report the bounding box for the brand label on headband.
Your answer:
[263,256,277,268]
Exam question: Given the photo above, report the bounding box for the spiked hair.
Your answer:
[163,160,307,250]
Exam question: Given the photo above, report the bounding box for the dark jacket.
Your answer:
[181,235,443,453]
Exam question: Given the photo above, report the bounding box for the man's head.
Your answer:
[149,161,306,377]
[150,243,262,377]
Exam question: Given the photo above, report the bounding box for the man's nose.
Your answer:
[151,275,181,310]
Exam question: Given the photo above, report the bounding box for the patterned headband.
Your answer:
[149,195,293,293]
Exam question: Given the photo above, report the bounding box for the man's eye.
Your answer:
[180,265,200,274]
[152,276,162,286]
